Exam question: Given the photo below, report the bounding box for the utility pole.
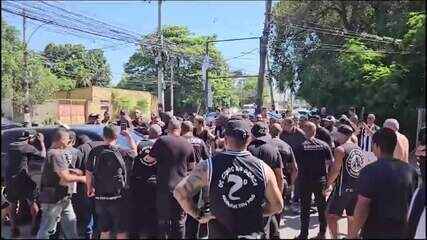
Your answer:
[266,53,275,110]
[256,0,272,112]
[170,58,174,115]
[156,0,165,109]
[22,9,31,127]
[203,41,210,113]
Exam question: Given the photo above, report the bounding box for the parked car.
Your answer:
[293,109,310,119]
[1,117,21,130]
[1,124,145,181]
[267,111,282,120]
[204,112,219,126]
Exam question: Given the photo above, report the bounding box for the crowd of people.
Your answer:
[2,105,425,239]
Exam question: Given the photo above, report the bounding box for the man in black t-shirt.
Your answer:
[129,124,162,239]
[182,121,209,167]
[145,119,196,239]
[74,135,102,239]
[193,115,215,146]
[349,128,419,239]
[85,125,137,239]
[248,122,284,239]
[181,121,210,238]
[270,123,298,207]
[280,117,306,214]
[173,119,283,238]
[309,114,334,149]
[5,130,46,238]
[295,121,334,239]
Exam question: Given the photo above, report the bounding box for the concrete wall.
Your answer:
[32,100,58,124]
[55,87,94,101]
[54,86,157,119]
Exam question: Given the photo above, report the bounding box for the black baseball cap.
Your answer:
[18,129,37,141]
[224,119,251,140]
[337,124,354,136]
[251,122,269,138]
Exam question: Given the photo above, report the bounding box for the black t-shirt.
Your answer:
[6,141,44,183]
[130,139,157,202]
[76,141,103,171]
[193,128,209,144]
[296,138,333,182]
[183,135,209,164]
[271,137,296,174]
[76,141,103,195]
[316,126,334,149]
[247,136,283,170]
[149,135,195,193]
[358,157,419,239]
[279,127,306,162]
[208,151,266,237]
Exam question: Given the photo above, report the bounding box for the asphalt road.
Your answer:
[1,210,348,239]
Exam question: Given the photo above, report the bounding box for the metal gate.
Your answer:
[57,99,87,125]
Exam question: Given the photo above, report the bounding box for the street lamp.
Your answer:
[22,18,53,127]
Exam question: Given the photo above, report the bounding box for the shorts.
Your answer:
[95,198,129,233]
[327,192,357,216]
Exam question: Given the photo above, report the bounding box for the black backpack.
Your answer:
[93,146,127,197]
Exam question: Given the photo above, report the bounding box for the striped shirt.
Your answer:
[359,124,379,152]
[407,185,426,239]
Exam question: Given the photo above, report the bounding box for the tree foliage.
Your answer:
[118,25,238,113]
[43,43,112,89]
[270,1,425,143]
[1,20,60,107]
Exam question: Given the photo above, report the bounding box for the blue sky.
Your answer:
[2,1,267,85]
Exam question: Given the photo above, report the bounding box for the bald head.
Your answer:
[302,121,317,138]
[383,118,399,132]
[149,124,162,139]
[53,128,70,148]
[270,123,282,138]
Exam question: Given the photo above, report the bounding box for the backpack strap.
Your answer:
[110,146,128,186]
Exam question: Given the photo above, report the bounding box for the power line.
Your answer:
[1,7,139,45]
[287,18,404,44]
[224,48,259,62]
[40,1,141,38]
[293,47,418,55]
[287,23,401,45]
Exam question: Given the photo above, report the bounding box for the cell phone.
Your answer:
[120,122,127,131]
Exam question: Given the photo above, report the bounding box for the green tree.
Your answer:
[43,43,112,89]
[270,1,425,144]
[1,20,60,108]
[119,25,237,113]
